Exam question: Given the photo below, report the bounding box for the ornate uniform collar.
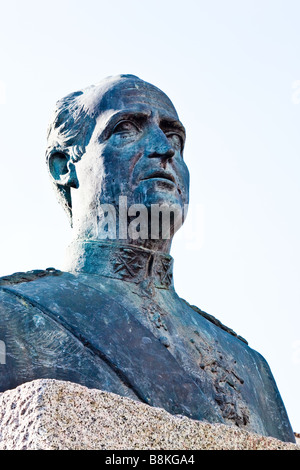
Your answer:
[65,240,174,289]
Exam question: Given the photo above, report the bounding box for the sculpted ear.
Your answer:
[48,151,79,188]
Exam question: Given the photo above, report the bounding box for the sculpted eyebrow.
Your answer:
[100,111,150,140]
[160,119,186,140]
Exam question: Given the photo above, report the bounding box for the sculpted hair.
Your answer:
[45,89,97,224]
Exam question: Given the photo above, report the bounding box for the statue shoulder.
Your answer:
[180,298,248,345]
[0,268,63,319]
[0,268,62,288]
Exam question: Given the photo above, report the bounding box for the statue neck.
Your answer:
[64,240,174,290]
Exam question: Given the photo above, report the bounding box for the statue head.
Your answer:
[46,75,190,251]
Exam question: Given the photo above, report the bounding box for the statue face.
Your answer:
[70,78,190,240]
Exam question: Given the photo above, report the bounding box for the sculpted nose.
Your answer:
[146,127,175,160]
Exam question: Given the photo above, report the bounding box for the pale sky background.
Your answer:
[0,0,299,435]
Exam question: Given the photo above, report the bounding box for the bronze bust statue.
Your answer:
[0,75,295,443]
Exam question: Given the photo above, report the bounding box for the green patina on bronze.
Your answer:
[0,75,295,443]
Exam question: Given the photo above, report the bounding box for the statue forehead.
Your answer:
[86,76,179,119]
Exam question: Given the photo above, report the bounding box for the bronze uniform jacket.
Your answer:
[0,269,295,443]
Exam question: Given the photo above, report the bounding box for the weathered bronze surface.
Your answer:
[0,75,295,442]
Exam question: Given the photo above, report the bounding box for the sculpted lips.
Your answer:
[141,170,176,184]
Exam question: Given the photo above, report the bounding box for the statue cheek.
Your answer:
[102,141,141,164]
[175,162,189,193]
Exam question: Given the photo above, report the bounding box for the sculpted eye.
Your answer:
[112,120,140,136]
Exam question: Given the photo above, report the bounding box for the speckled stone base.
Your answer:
[0,379,298,450]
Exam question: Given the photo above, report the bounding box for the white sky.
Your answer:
[0,0,299,434]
